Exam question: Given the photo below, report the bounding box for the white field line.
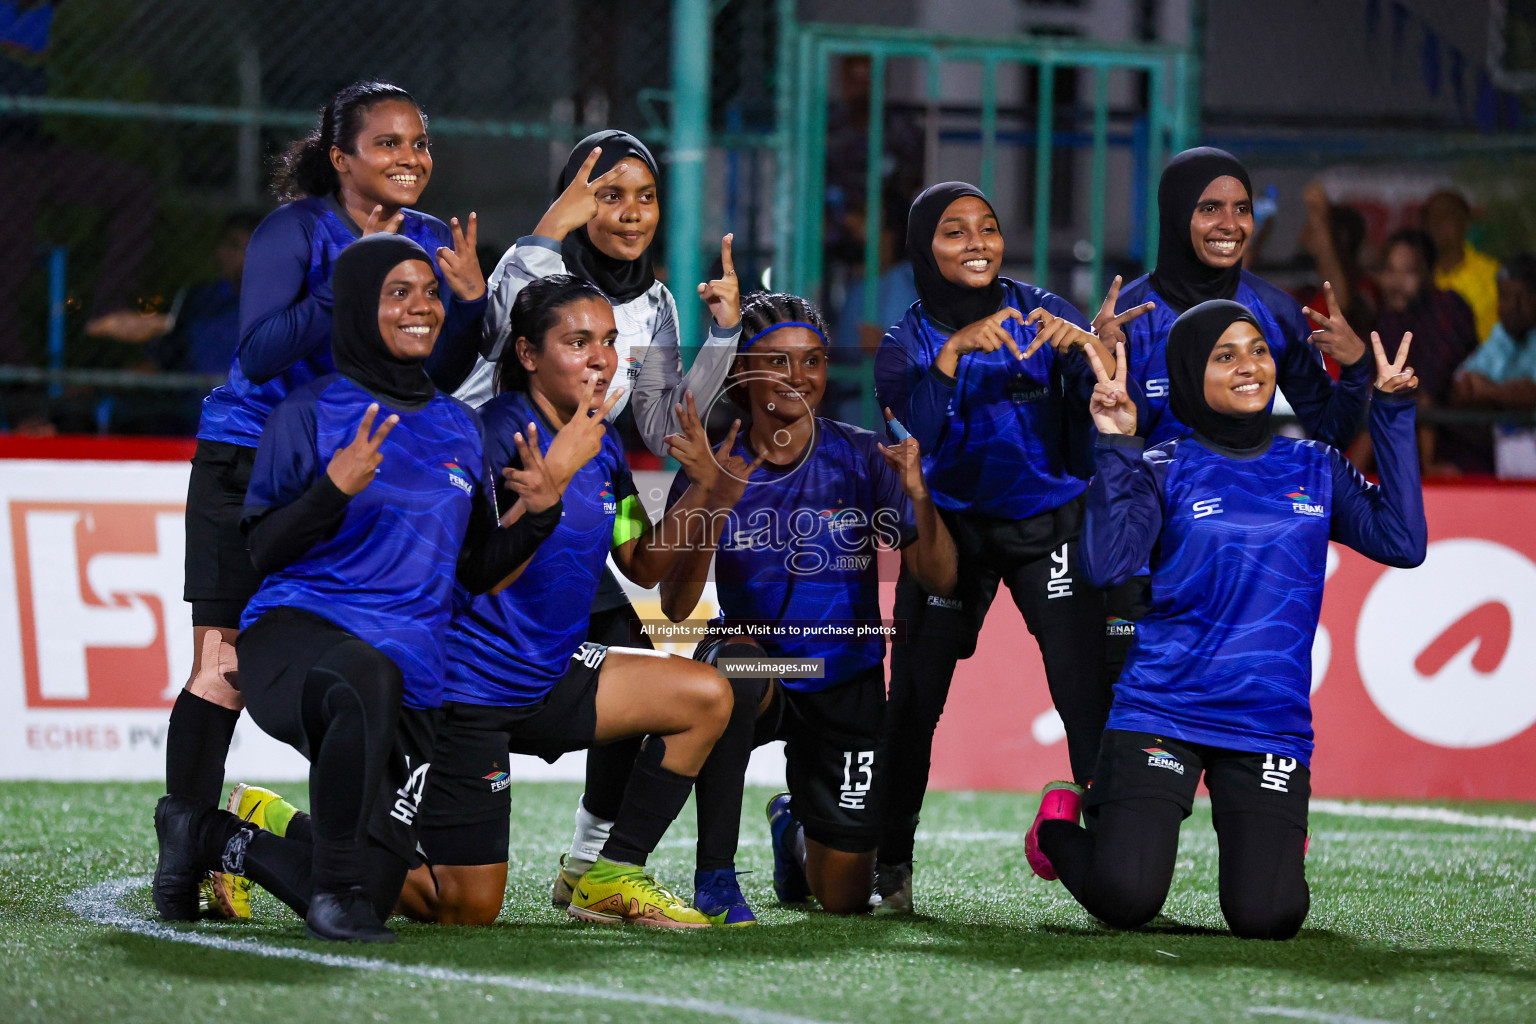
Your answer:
[1309,799,1536,834]
[1248,1006,1404,1024]
[67,876,842,1024]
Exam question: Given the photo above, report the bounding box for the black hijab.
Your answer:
[1148,147,1253,315]
[558,130,659,304]
[331,233,438,410]
[906,181,1006,332]
[1167,299,1271,451]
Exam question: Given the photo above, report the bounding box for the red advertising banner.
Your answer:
[930,484,1536,801]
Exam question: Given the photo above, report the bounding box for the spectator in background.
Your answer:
[1453,254,1536,478]
[1423,189,1500,343]
[1291,182,1376,339]
[1351,229,1477,475]
[2,0,157,365]
[88,212,259,374]
[828,191,918,426]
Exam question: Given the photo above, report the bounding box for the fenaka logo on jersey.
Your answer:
[11,501,189,709]
[1285,488,1326,517]
[818,501,858,532]
[600,482,618,515]
[483,766,510,793]
[1143,746,1186,775]
[1106,616,1135,637]
[443,460,475,496]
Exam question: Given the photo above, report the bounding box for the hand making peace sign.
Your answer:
[533,146,633,242]
[1083,340,1138,437]
[1092,275,1156,353]
[435,213,486,302]
[326,403,398,495]
[1302,281,1368,366]
[1371,331,1418,394]
[698,234,741,329]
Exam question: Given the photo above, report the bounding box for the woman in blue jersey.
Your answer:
[447,132,742,904]
[398,275,735,929]
[162,80,487,920]
[1036,149,1382,871]
[869,181,1146,913]
[657,291,957,921]
[1114,148,1373,449]
[1030,301,1426,939]
[153,235,567,942]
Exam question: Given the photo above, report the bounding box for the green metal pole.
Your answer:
[1032,62,1056,287]
[978,57,998,198]
[773,0,798,294]
[668,0,711,351]
[1089,65,1109,295]
[1183,0,1205,147]
[1143,63,1166,265]
[802,39,832,301]
[860,53,887,329]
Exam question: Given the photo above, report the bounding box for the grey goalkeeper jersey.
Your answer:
[453,235,739,455]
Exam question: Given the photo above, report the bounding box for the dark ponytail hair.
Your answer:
[496,274,611,395]
[271,81,424,202]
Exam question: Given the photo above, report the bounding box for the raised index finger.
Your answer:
[368,413,400,448]
[1393,331,1413,373]
[355,403,380,442]
[720,233,735,277]
[575,146,603,188]
[1110,301,1156,328]
[1083,341,1112,385]
[1099,275,1123,317]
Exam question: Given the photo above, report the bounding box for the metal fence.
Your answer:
[1,0,687,431]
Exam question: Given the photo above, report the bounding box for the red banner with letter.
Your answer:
[930,484,1536,800]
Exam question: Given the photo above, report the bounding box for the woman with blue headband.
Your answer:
[652,291,957,922]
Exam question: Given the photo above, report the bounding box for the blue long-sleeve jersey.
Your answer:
[672,418,917,691]
[1115,271,1373,450]
[444,391,638,707]
[240,375,488,709]
[1081,392,1426,765]
[874,278,1092,519]
[197,196,487,448]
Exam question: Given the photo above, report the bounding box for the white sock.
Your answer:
[568,797,613,864]
[791,822,807,868]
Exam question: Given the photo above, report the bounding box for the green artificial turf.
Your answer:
[1,781,1532,1023]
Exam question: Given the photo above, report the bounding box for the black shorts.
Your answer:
[1085,729,1311,830]
[759,668,887,853]
[184,438,263,627]
[894,496,1087,657]
[416,643,607,866]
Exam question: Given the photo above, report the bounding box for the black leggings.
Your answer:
[1038,732,1311,940]
[879,504,1109,866]
[234,607,409,911]
[578,601,652,822]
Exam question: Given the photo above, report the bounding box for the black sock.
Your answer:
[601,737,694,866]
[195,807,247,869]
[285,810,315,846]
[240,830,315,919]
[1038,819,1092,896]
[305,683,371,894]
[695,668,768,872]
[583,736,641,823]
[164,690,239,807]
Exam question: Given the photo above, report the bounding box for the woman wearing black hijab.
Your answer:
[1027,301,1425,939]
[1115,147,1374,449]
[153,234,580,942]
[869,181,1153,913]
[445,130,743,905]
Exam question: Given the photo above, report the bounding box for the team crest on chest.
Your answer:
[1284,487,1326,517]
[443,460,475,496]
